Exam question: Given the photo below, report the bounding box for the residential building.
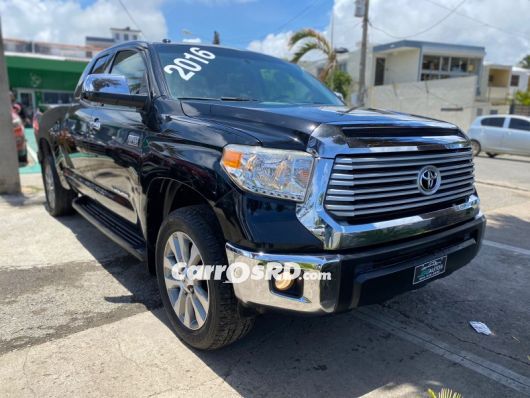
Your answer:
[86,26,142,52]
[509,67,530,96]
[301,40,511,130]
[4,38,89,113]
[5,27,143,115]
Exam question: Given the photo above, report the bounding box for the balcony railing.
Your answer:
[3,38,104,60]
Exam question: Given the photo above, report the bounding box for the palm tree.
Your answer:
[289,28,336,82]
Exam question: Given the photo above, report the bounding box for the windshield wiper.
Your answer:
[220,97,258,102]
[177,97,219,101]
[177,96,258,102]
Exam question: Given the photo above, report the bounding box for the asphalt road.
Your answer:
[1,156,529,398]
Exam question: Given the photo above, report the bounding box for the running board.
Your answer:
[72,196,146,261]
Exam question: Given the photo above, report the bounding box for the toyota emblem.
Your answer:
[417,165,441,195]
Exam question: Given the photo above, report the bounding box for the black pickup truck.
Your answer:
[37,41,485,350]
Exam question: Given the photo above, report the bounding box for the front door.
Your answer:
[89,49,150,225]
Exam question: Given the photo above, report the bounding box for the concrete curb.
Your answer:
[476,180,530,193]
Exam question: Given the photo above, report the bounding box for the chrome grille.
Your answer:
[324,148,474,221]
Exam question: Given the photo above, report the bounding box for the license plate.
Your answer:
[413,256,447,285]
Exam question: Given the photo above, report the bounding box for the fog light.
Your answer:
[274,273,295,291]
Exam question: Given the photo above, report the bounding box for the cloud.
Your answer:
[248,31,293,60]
[0,0,168,45]
[247,0,530,65]
[179,0,256,4]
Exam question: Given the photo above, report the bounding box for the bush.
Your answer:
[326,69,352,102]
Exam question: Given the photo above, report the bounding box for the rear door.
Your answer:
[479,116,505,152]
[504,117,530,155]
[89,49,150,224]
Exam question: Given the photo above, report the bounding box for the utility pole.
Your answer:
[357,0,369,106]
[0,18,21,194]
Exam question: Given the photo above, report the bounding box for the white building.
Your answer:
[301,40,512,130]
[510,67,530,97]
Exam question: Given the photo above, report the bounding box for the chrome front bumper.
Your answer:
[226,214,486,314]
[225,243,341,314]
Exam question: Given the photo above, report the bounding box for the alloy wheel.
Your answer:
[44,162,56,210]
[163,231,209,330]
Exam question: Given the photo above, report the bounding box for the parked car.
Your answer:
[467,114,530,157]
[12,108,27,164]
[37,42,485,350]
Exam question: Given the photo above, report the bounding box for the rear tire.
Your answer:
[156,205,254,350]
[486,152,498,158]
[470,140,481,157]
[42,152,76,217]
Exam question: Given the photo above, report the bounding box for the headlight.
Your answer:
[221,144,314,202]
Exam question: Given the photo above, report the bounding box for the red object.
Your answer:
[12,108,27,161]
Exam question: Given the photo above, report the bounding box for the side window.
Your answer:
[509,118,530,132]
[481,117,505,128]
[110,51,148,95]
[90,55,110,74]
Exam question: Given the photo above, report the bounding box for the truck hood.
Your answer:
[180,100,463,153]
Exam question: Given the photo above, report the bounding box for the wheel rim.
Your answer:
[44,162,56,210]
[163,232,209,331]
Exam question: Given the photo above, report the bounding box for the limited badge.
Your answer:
[127,133,140,146]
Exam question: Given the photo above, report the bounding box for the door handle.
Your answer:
[90,119,100,131]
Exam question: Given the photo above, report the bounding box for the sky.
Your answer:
[1,0,529,65]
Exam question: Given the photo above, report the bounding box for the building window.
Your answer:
[124,33,129,41]
[476,108,483,116]
[422,55,440,71]
[337,62,347,72]
[115,33,120,40]
[511,75,520,87]
[42,91,74,104]
[133,35,138,40]
[421,55,481,81]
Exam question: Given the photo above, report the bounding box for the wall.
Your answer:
[381,48,420,85]
[367,76,479,131]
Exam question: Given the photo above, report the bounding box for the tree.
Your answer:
[519,55,530,69]
[212,31,220,45]
[515,90,530,106]
[328,69,352,101]
[289,28,336,82]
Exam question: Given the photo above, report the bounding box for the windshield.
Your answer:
[154,44,343,106]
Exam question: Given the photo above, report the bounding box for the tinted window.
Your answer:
[155,44,342,105]
[91,55,110,74]
[509,118,530,131]
[481,117,505,127]
[110,51,148,95]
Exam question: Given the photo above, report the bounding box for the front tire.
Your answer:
[470,140,481,157]
[156,205,254,350]
[42,153,76,217]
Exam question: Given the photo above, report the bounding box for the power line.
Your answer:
[370,0,467,40]
[422,0,529,41]
[116,0,147,40]
[224,0,327,43]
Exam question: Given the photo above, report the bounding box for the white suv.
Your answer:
[467,115,530,157]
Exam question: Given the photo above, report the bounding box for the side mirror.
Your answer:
[81,74,148,109]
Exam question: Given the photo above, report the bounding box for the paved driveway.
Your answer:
[1,158,529,397]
